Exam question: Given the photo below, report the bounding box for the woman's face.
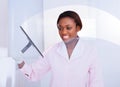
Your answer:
[57,17,80,42]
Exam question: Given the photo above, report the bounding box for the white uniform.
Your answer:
[20,38,104,87]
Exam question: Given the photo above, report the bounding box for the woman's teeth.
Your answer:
[63,35,69,39]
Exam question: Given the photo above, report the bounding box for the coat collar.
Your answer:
[56,38,85,61]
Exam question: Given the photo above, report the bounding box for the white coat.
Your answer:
[20,38,104,87]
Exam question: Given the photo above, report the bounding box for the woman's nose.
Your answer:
[61,28,67,34]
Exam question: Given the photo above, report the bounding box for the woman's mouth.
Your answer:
[62,35,69,40]
[63,35,69,39]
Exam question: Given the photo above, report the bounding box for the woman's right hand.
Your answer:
[18,61,25,69]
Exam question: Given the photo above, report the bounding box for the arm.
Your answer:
[19,56,51,81]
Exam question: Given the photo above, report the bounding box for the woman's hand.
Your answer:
[18,61,25,69]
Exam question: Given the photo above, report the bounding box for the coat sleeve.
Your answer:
[88,47,104,87]
[20,55,51,81]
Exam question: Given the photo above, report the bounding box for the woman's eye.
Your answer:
[58,27,62,30]
[67,27,72,30]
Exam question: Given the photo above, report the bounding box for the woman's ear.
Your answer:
[76,26,81,32]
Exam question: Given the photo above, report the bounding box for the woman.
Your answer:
[18,10,104,87]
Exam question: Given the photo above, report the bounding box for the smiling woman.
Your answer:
[57,11,82,43]
[19,10,104,87]
[57,11,82,58]
[43,5,120,87]
[7,1,120,86]
[44,5,120,49]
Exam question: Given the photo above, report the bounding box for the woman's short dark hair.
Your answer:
[57,10,82,30]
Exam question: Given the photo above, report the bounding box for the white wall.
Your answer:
[0,0,8,47]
